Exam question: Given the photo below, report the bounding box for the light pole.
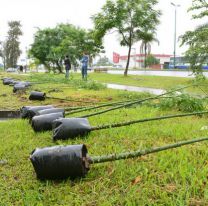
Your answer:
[25,46,28,73]
[131,48,136,69]
[171,2,180,69]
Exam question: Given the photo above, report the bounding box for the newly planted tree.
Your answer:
[92,0,161,76]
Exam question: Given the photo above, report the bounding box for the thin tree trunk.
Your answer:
[144,43,147,69]
[91,111,208,131]
[124,44,132,76]
[47,96,95,104]
[91,136,208,164]
[65,99,132,115]
[44,63,51,72]
[79,84,196,119]
[124,29,132,77]
[56,61,63,73]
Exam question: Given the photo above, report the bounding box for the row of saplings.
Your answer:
[2,77,31,93]
[19,86,208,180]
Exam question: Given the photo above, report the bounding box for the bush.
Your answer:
[158,93,205,112]
[70,79,106,90]
[29,74,106,90]
[192,73,206,84]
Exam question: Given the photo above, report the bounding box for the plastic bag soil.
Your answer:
[20,105,54,118]
[2,77,12,81]
[37,108,65,116]
[13,84,26,93]
[30,144,89,179]
[3,78,14,85]
[13,80,31,87]
[52,118,91,140]
[32,112,64,132]
[9,81,20,86]
[22,82,31,87]
[29,91,46,101]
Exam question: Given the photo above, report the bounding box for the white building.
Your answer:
[113,52,171,69]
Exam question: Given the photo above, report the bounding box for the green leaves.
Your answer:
[29,24,103,73]
[188,0,208,19]
[145,54,160,67]
[4,21,22,68]
[180,1,208,75]
[92,0,161,75]
[158,93,205,113]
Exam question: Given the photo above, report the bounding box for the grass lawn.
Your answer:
[22,71,208,95]
[0,72,208,205]
[91,72,191,88]
[89,72,208,95]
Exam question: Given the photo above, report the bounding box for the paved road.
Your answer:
[106,83,165,95]
[107,70,206,78]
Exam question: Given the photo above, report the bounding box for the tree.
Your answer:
[0,41,3,69]
[95,56,113,66]
[0,41,6,70]
[180,0,208,75]
[92,0,161,76]
[139,30,159,68]
[145,54,159,67]
[29,24,104,73]
[5,21,22,68]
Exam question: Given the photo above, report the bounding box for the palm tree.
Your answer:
[140,31,159,69]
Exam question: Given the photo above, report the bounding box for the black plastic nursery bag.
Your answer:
[52,118,91,140]
[30,144,89,179]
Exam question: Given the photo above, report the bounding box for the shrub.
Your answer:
[158,92,205,112]
[70,79,106,90]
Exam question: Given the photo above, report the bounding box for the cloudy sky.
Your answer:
[0,0,205,61]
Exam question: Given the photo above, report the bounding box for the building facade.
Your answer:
[113,52,171,69]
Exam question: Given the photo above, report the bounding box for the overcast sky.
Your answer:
[0,0,205,62]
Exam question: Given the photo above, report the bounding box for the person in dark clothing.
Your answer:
[64,55,71,78]
[19,65,23,72]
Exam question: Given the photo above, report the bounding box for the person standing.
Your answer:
[24,65,27,73]
[81,52,89,80]
[19,65,23,72]
[64,55,71,78]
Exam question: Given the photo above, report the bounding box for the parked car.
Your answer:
[6,68,18,73]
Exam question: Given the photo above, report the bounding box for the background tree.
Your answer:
[29,26,67,73]
[94,56,113,66]
[180,0,208,75]
[92,0,160,76]
[5,21,22,68]
[29,24,103,73]
[145,54,160,67]
[0,41,3,69]
[139,30,159,68]
[0,41,7,70]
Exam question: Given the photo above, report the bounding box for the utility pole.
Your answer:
[25,46,28,73]
[131,48,136,69]
[171,2,180,69]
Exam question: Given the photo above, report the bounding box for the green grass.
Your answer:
[0,71,208,205]
[23,72,208,95]
[0,73,153,110]
[1,107,208,205]
[89,72,208,95]
[91,72,191,88]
